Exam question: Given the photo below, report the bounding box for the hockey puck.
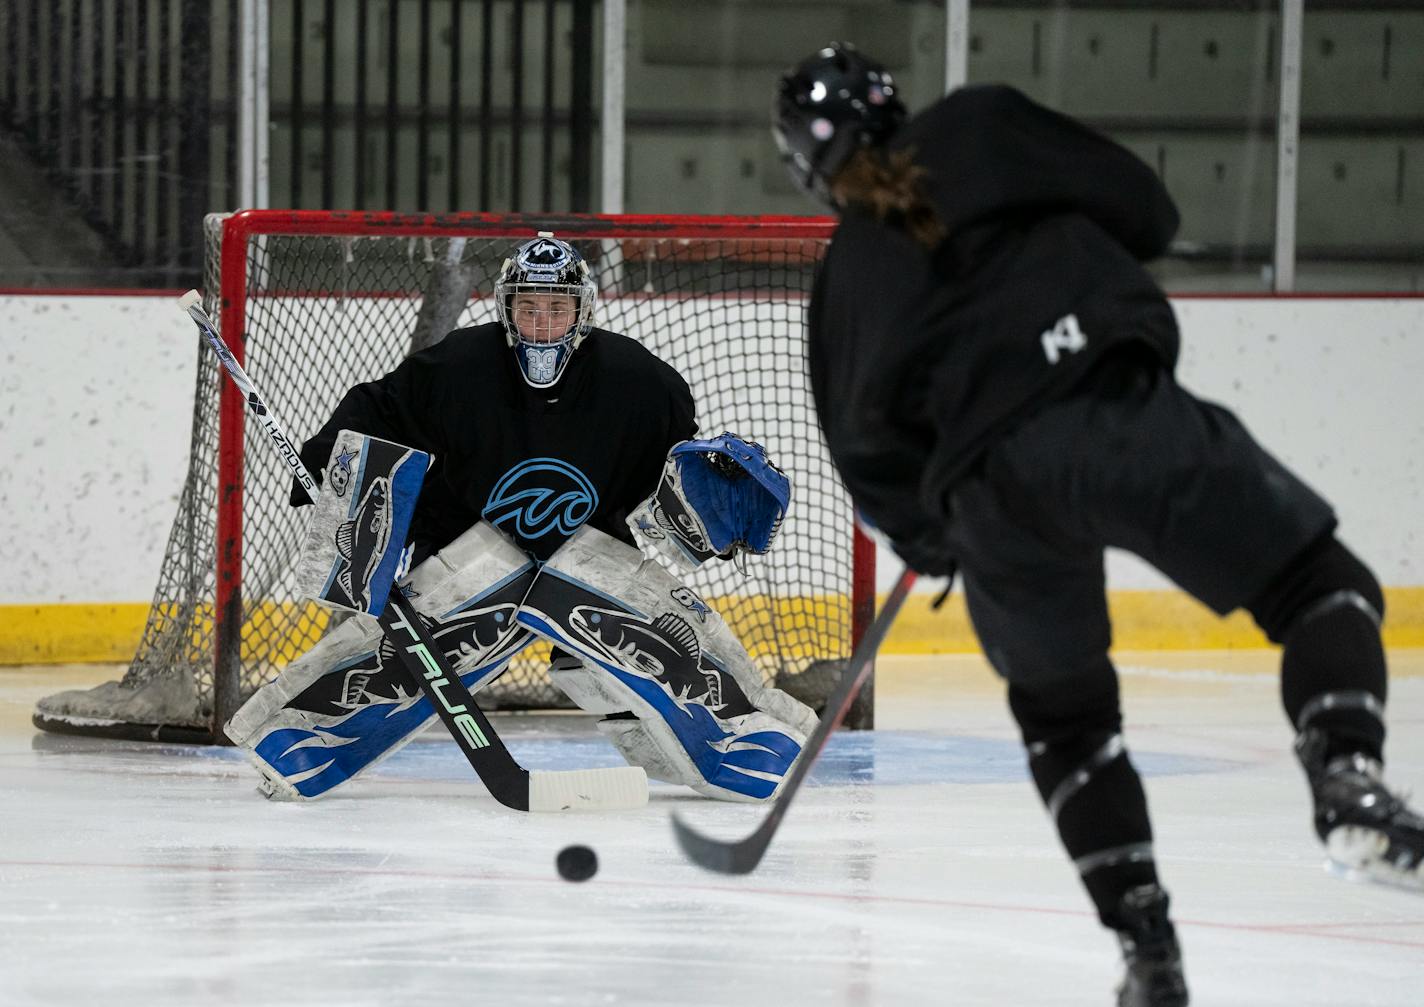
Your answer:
[556,844,598,882]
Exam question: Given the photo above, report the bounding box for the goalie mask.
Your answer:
[495,232,597,388]
[772,42,906,207]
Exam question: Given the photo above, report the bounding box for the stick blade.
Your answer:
[671,811,768,875]
[527,766,648,812]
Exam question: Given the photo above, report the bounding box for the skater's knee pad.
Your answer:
[1007,660,1123,749]
[518,526,816,800]
[1248,535,1384,644]
[1250,536,1387,754]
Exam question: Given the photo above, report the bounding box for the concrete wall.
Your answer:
[0,295,197,605]
[2,292,1421,610]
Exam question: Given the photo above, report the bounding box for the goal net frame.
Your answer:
[34,210,877,743]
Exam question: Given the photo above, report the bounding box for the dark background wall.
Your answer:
[1,1,1420,290]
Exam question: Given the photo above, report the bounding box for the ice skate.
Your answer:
[1114,885,1188,1007]
[1297,729,1424,891]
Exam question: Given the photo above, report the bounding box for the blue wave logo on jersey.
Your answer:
[482,457,599,541]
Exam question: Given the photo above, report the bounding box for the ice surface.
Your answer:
[2,654,1422,1006]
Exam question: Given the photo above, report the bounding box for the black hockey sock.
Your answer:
[1010,673,1160,926]
[1249,535,1387,762]
[1026,728,1158,927]
[1088,862,1163,932]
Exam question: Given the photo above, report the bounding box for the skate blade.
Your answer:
[1324,826,1424,893]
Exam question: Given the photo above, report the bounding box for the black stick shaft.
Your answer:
[378,591,531,810]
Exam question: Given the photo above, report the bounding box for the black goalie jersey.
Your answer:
[297,323,697,562]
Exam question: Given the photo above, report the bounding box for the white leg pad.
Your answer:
[225,521,537,799]
[517,526,816,802]
[404,522,533,622]
[224,614,385,749]
[597,718,688,787]
[547,655,628,715]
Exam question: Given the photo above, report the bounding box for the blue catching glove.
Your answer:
[628,433,791,571]
[670,433,790,555]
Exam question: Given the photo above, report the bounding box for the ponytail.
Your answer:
[829,146,945,250]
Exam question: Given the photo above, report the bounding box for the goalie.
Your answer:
[225,232,815,803]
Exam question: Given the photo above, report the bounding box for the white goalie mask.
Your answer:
[495,232,597,389]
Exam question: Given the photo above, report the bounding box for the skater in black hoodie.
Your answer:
[774,42,1424,1007]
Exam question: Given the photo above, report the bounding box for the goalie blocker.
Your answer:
[295,428,429,617]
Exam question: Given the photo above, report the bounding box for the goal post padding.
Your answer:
[34,211,876,742]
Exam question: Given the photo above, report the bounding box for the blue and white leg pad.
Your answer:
[518,526,816,803]
[225,523,536,799]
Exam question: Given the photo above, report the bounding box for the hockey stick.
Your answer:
[671,565,922,873]
[179,290,647,812]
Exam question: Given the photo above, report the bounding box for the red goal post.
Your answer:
[36,211,878,743]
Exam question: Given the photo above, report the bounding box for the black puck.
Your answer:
[556,844,598,882]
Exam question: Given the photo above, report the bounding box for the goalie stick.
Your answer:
[178,290,647,812]
[671,565,922,873]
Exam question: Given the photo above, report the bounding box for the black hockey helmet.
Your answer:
[495,232,597,388]
[772,42,906,206]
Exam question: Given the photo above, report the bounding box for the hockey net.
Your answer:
[34,211,875,743]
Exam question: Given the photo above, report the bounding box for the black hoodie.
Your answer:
[808,83,1181,547]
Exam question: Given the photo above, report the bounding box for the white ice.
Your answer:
[3,653,1422,1006]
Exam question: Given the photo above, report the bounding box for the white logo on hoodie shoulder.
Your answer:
[1041,313,1087,365]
